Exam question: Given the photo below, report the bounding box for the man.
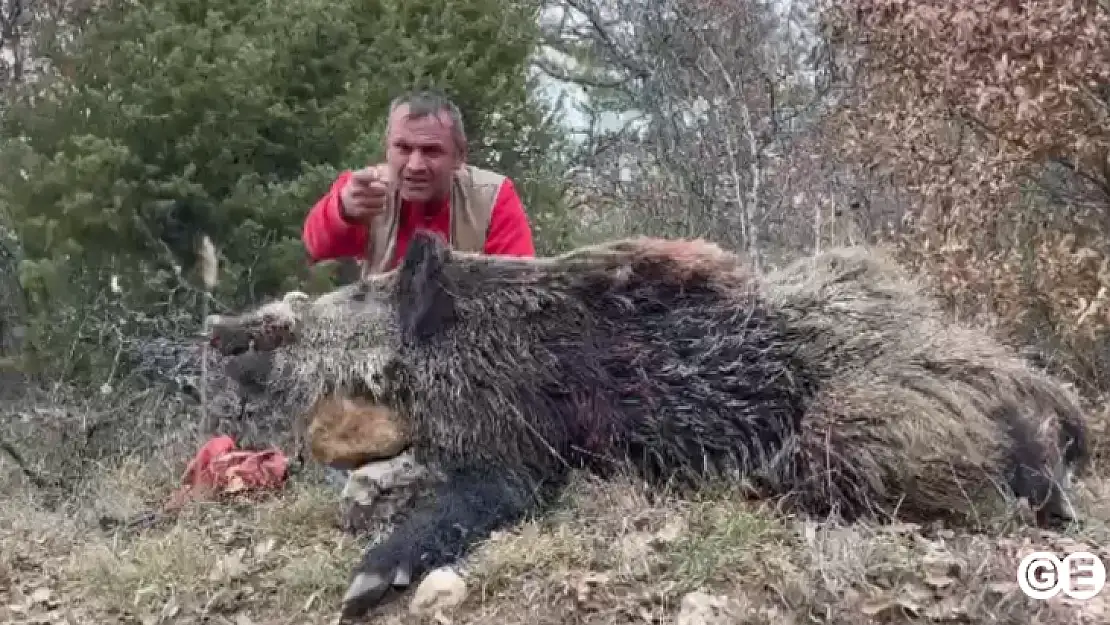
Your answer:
[302,90,536,275]
[299,91,536,506]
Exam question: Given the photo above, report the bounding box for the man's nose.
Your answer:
[406,151,427,171]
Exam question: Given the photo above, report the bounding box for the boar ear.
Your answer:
[395,230,457,343]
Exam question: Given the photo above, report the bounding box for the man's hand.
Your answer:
[339,165,391,225]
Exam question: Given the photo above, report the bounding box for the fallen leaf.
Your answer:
[253,538,276,559]
[860,598,897,617]
[860,595,923,620]
[209,550,247,582]
[160,597,180,621]
[924,572,957,590]
[574,572,611,606]
[30,588,52,605]
[987,582,1019,595]
[925,596,969,621]
[133,585,158,607]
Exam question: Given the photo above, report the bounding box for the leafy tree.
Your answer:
[0,0,572,382]
[819,0,1110,391]
[536,0,827,263]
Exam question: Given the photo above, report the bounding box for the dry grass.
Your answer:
[3,425,1110,625]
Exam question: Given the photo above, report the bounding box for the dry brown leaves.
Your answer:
[818,0,1110,382]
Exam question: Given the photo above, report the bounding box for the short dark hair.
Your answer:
[387,90,467,156]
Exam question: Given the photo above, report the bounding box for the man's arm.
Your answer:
[483,177,536,258]
[302,170,370,262]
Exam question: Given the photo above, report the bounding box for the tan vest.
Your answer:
[360,165,506,277]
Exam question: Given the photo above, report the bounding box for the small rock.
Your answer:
[676,592,740,625]
[30,588,52,605]
[573,572,611,608]
[253,537,277,559]
[341,452,429,506]
[409,567,467,616]
[340,452,432,533]
[652,518,687,544]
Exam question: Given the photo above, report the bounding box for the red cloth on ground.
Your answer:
[165,435,289,510]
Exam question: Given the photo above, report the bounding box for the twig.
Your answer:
[0,435,59,490]
[197,235,220,435]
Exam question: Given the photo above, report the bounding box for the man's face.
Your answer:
[385,105,463,203]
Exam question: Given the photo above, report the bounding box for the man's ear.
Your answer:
[395,230,457,343]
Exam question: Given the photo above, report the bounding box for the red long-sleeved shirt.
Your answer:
[302,170,536,268]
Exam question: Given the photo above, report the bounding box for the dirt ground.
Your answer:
[3,428,1110,625]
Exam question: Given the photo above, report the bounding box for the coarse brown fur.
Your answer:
[207,232,1090,621]
[763,247,1089,521]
